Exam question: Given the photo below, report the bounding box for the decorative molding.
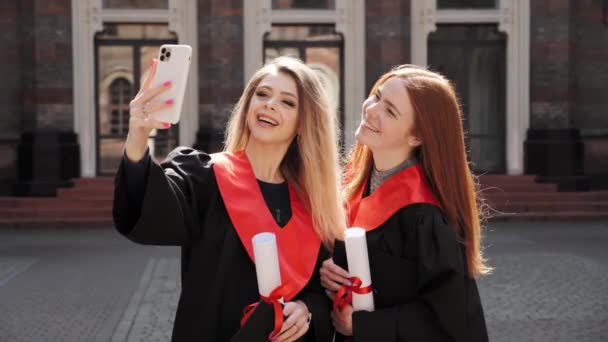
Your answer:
[335,0,365,149]
[271,9,336,23]
[411,0,437,66]
[72,0,104,177]
[71,0,198,176]
[244,0,272,83]
[244,0,365,150]
[435,9,503,23]
[410,0,530,175]
[100,9,170,22]
[169,0,199,150]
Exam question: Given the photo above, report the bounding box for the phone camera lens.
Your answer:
[160,55,165,61]
[166,52,171,57]
[161,48,166,54]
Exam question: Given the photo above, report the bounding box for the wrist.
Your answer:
[125,134,149,162]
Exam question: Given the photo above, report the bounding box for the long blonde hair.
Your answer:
[345,65,490,277]
[225,57,346,248]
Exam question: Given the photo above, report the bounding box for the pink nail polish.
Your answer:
[163,81,172,87]
[165,99,174,105]
[162,122,171,128]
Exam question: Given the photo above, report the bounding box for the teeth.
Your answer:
[257,115,278,126]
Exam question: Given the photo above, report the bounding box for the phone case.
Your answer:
[151,44,192,124]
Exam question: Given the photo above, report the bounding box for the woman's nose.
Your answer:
[365,102,380,118]
[265,97,278,111]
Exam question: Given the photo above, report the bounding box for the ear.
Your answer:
[408,135,422,147]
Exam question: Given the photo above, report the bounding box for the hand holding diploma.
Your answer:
[343,228,374,312]
[321,228,374,337]
[235,232,310,342]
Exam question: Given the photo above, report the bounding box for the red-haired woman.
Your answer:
[320,65,490,341]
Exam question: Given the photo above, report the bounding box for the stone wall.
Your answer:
[197,0,244,151]
[365,0,410,94]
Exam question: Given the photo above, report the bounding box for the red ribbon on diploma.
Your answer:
[333,276,373,312]
[241,284,289,340]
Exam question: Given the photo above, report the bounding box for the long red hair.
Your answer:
[344,65,490,277]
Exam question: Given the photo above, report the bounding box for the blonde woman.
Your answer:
[113,57,345,341]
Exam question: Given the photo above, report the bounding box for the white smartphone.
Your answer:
[150,44,192,124]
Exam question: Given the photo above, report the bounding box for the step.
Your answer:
[482,191,608,201]
[478,175,537,184]
[490,201,608,213]
[0,217,113,228]
[0,197,113,209]
[490,211,608,221]
[478,183,558,192]
[0,208,111,219]
[71,177,114,186]
[57,188,114,199]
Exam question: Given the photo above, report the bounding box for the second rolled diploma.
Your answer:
[345,227,375,312]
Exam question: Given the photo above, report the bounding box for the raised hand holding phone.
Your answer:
[125,57,173,162]
[125,44,192,162]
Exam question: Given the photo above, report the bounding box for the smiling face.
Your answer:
[245,70,300,148]
[355,76,421,156]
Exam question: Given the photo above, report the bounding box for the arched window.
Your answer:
[108,78,132,135]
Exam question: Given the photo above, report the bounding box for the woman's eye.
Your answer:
[255,91,267,97]
[283,100,295,107]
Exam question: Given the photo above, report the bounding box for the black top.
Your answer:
[333,203,489,341]
[114,147,332,342]
[257,180,291,228]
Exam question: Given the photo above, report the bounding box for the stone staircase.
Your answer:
[0,178,114,227]
[479,175,608,220]
[1,175,607,227]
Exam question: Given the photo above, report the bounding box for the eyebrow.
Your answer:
[258,85,298,100]
[377,88,402,117]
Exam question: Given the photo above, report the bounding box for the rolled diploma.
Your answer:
[345,227,375,312]
[252,232,282,297]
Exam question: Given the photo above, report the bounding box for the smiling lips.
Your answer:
[362,121,379,133]
[257,114,278,127]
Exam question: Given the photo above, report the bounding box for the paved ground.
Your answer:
[0,220,607,341]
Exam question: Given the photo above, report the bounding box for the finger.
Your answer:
[330,311,342,330]
[130,116,171,130]
[144,98,174,115]
[275,323,298,342]
[326,260,351,279]
[141,58,158,92]
[320,274,344,292]
[282,301,297,317]
[139,80,172,105]
[282,321,309,342]
[322,268,350,288]
[320,259,351,285]
[276,315,308,342]
[325,289,336,301]
[278,312,298,334]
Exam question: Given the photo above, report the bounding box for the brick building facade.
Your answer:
[0,0,606,195]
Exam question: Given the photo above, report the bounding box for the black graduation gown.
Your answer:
[113,147,333,342]
[332,165,488,341]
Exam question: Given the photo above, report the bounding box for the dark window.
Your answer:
[108,78,132,135]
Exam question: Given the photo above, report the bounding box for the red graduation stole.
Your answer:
[211,151,320,301]
[347,164,441,231]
